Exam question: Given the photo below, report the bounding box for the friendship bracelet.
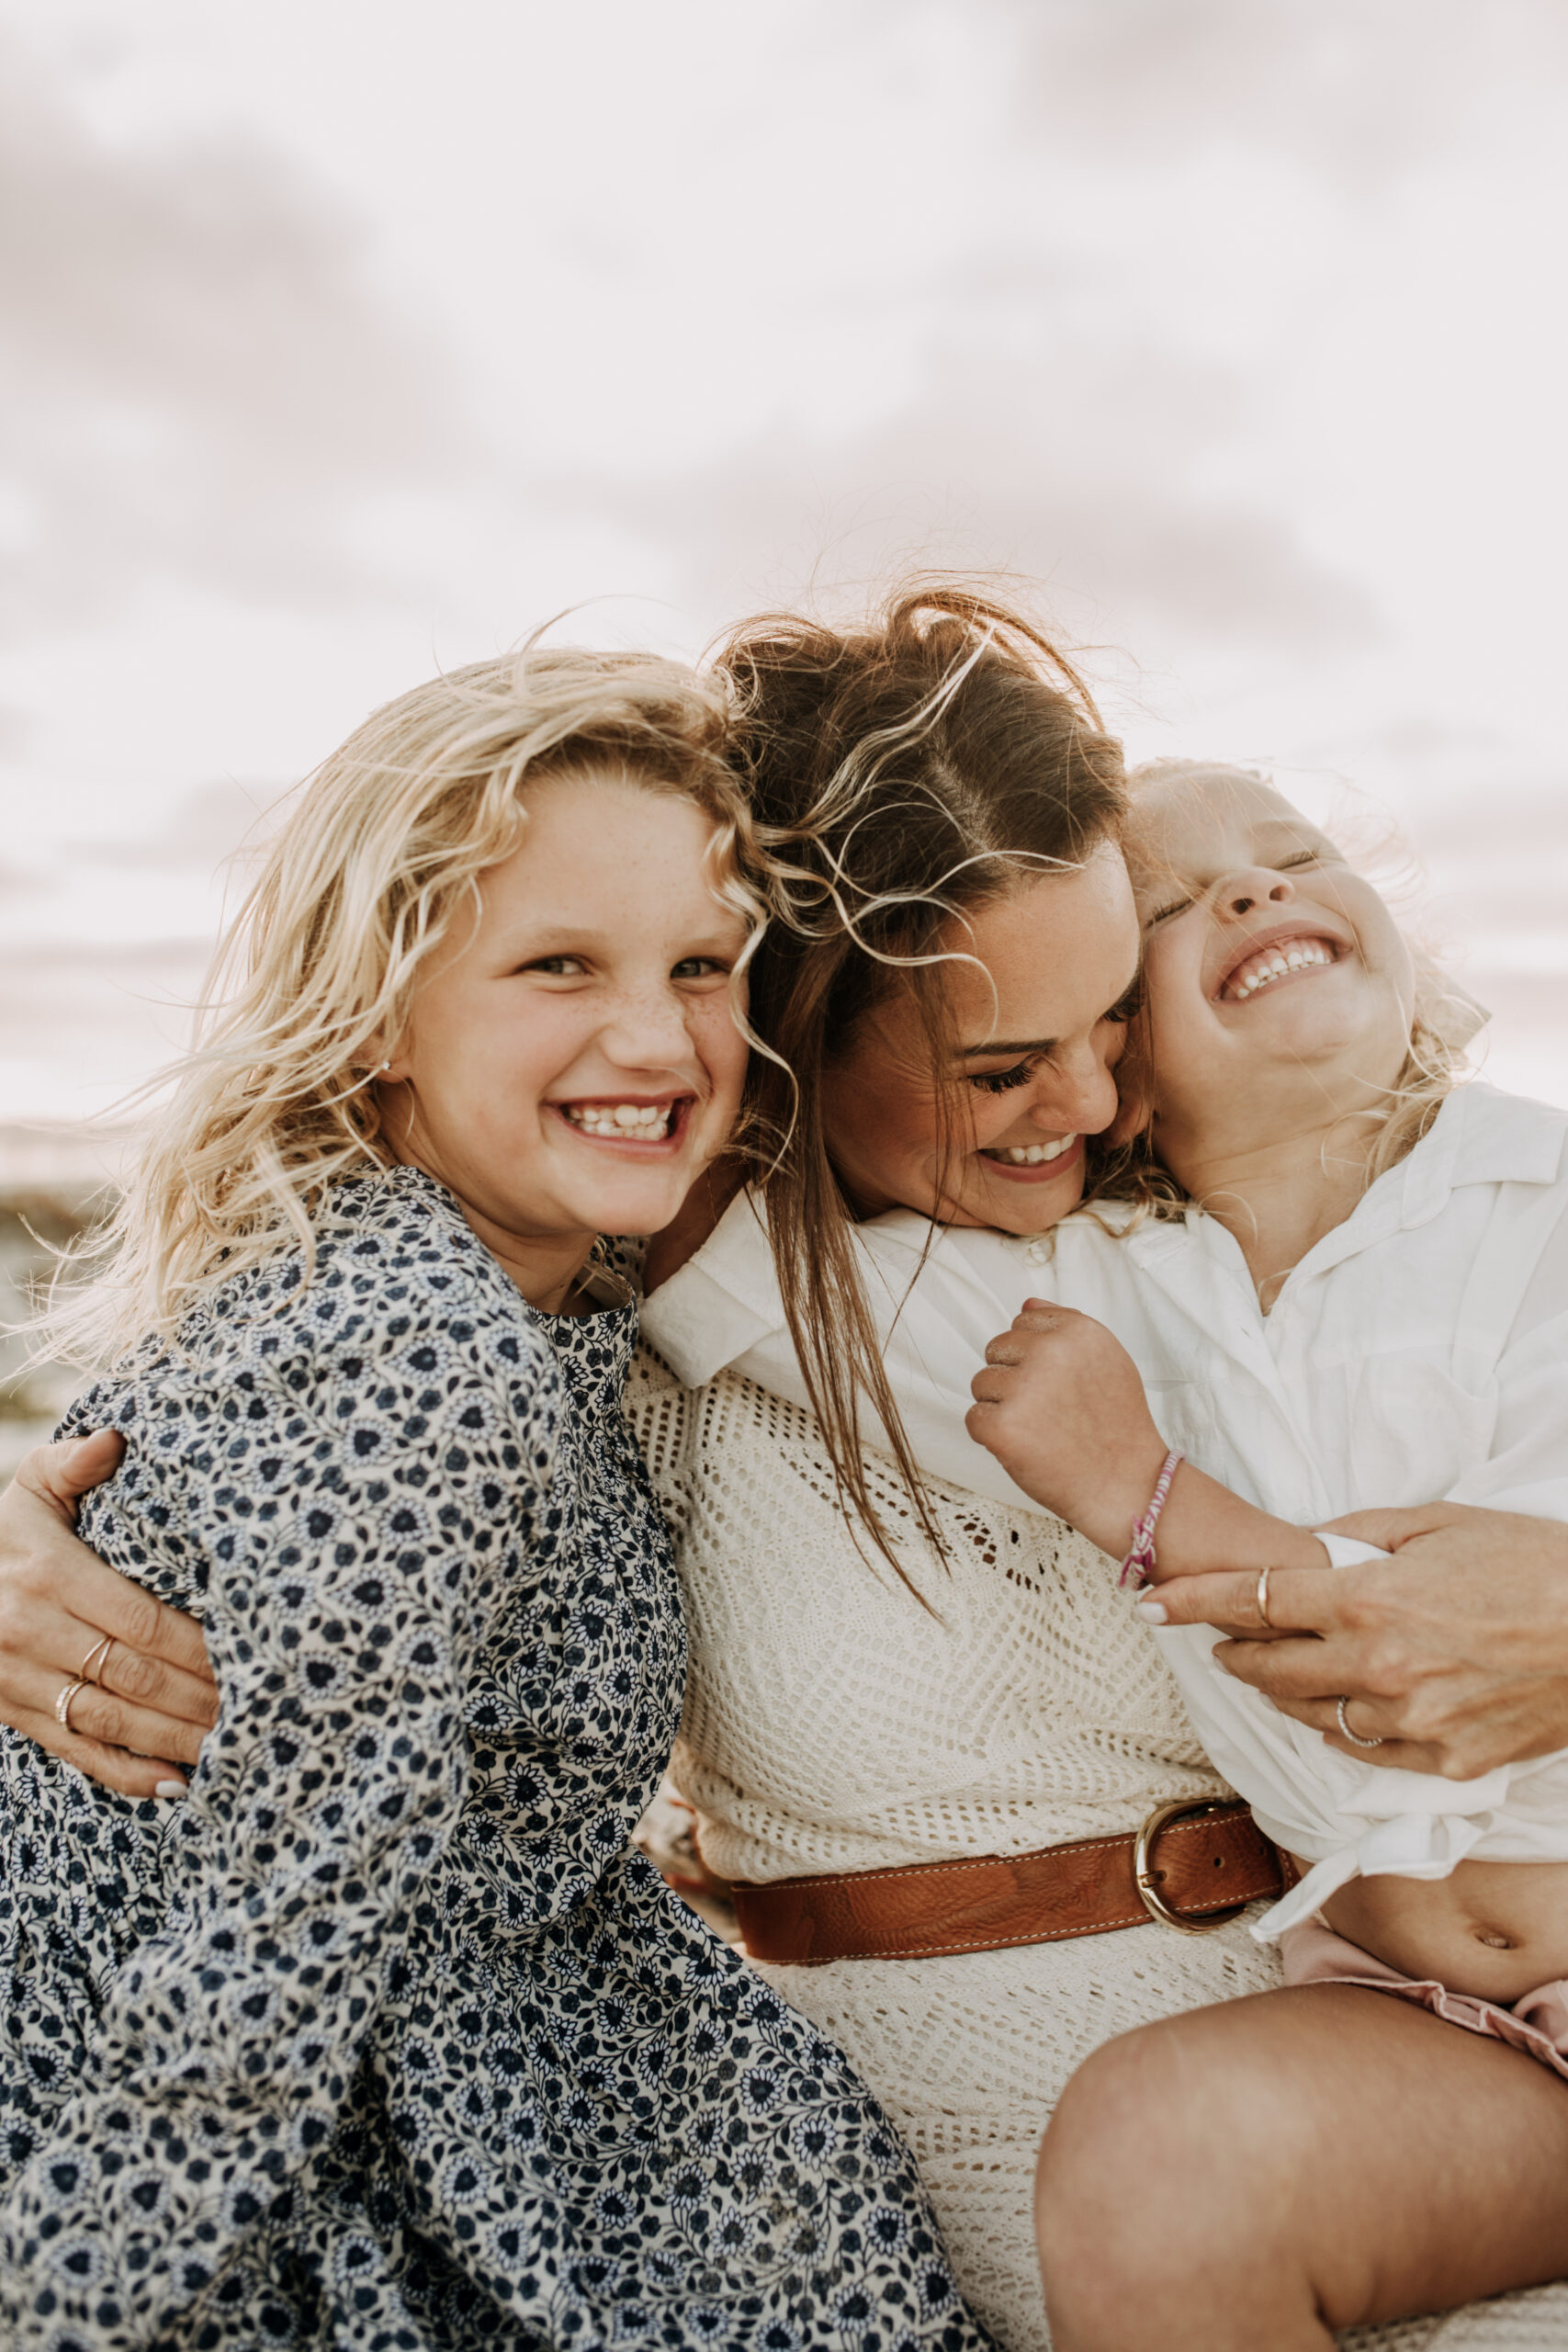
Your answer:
[1119,1450,1184,1590]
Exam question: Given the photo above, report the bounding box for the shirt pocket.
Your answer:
[1347,1351,1498,1504]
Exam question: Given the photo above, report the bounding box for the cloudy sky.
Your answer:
[3,0,1567,1132]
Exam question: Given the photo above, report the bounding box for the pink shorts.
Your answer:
[1280,1917,1568,2082]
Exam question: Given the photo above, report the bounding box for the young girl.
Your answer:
[957,760,1568,2345]
[0,650,986,2350]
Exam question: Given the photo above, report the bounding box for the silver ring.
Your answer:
[54,1678,88,1732]
[79,1634,114,1688]
[1255,1566,1274,1629]
[1336,1695,1384,1749]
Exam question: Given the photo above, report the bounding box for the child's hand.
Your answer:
[965,1300,1169,1553]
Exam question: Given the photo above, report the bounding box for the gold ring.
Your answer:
[1255,1566,1274,1628]
[79,1634,114,1687]
[54,1678,89,1732]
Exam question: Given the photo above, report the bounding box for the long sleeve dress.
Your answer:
[0,1165,989,2352]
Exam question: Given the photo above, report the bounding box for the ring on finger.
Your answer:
[54,1678,89,1732]
[1255,1565,1275,1629]
[79,1634,114,1687]
[1336,1694,1384,1749]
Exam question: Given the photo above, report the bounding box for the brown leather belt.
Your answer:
[733,1799,1285,1966]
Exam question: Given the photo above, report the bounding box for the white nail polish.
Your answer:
[1134,1600,1168,1624]
[154,1779,188,1799]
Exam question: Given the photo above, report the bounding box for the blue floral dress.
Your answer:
[0,1168,989,2352]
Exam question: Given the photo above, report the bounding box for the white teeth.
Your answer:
[1227,939,1335,1001]
[987,1135,1078,1166]
[561,1102,674,1138]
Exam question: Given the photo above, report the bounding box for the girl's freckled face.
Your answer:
[818,842,1143,1237]
[385,772,751,1268]
[1125,773,1416,1147]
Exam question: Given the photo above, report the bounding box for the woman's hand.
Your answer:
[0,1432,220,1797]
[1146,1503,1568,1779]
[967,1300,1168,1551]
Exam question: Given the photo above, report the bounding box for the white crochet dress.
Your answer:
[626,1349,1568,2352]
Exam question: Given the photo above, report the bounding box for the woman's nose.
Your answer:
[1223,867,1296,918]
[1028,1042,1120,1137]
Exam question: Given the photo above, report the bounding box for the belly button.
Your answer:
[1475,1929,1517,1951]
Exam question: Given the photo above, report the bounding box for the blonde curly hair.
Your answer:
[47,644,762,1365]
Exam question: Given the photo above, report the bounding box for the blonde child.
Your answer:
[964,761,1568,2346]
[0,650,982,2351]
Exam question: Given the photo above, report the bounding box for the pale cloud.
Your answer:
[0,26,468,634]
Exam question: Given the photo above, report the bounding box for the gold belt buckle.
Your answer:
[1134,1799,1250,1936]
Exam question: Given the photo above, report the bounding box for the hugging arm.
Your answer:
[0,1432,219,1793]
[965,1299,1330,1576]
[1148,1277,1568,1776]
[0,1326,554,2348]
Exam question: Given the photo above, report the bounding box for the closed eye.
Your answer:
[969,1059,1036,1095]
[1103,975,1144,1024]
[1145,894,1192,928]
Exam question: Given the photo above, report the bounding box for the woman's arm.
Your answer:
[0,1307,557,2348]
[1147,1505,1568,1778]
[1145,1272,1568,1774]
[0,1432,220,1793]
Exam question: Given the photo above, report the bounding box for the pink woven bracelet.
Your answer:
[1119,1449,1184,1589]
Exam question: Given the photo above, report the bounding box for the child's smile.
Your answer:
[1213,922,1347,1005]
[1120,763,1416,1182]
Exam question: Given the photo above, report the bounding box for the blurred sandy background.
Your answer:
[3,0,1567,1457]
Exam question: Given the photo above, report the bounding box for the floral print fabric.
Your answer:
[0,1168,987,2352]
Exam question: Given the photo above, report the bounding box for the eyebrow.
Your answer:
[955,965,1143,1058]
[957,1036,1057,1059]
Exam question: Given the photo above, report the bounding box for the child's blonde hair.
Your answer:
[1088,757,1479,1221]
[51,645,760,1364]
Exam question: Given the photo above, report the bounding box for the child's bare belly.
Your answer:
[1315,1856,1568,2005]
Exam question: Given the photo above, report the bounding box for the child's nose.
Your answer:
[1223,868,1297,917]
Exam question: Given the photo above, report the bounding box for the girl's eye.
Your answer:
[525,955,587,977]
[1278,849,1325,871]
[1102,977,1145,1025]
[671,956,728,981]
[970,1060,1035,1095]
[1145,895,1192,928]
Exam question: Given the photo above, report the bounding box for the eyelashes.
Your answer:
[1145,848,1329,928]
[970,1061,1034,1094]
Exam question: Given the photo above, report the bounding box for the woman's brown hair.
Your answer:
[712,582,1127,1578]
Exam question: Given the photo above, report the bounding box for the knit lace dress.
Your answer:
[626,1348,1568,2352]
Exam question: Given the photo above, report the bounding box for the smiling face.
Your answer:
[383,768,751,1306]
[1125,768,1415,1169]
[818,840,1142,1235]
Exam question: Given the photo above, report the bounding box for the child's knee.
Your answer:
[1035,2029,1200,2316]
[1035,2018,1303,2312]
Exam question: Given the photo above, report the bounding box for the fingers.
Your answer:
[11,1655,209,1770]
[12,1430,124,1521]
[1146,1567,1343,1637]
[1321,1502,1467,1551]
[0,1522,216,1689]
[6,1700,191,1800]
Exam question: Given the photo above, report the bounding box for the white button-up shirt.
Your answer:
[642,1082,1568,1934]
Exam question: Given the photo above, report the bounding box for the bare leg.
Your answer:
[1035,1985,1568,2352]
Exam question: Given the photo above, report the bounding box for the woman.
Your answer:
[0,645,985,2349]
[4,590,1565,2346]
